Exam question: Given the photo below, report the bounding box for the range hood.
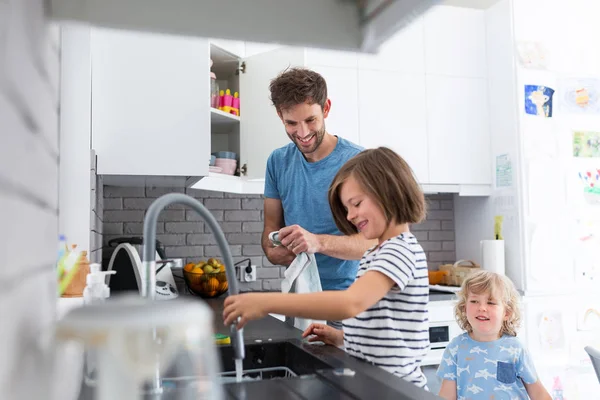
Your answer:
[49,0,441,53]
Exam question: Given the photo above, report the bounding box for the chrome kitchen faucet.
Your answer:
[142,193,245,391]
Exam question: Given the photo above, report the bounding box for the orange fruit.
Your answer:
[192,266,204,275]
[183,262,195,272]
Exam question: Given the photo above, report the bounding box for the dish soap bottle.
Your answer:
[83,264,116,304]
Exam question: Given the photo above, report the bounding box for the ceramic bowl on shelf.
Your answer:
[212,151,237,160]
[214,158,237,175]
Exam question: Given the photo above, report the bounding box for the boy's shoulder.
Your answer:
[448,332,470,348]
[497,334,526,350]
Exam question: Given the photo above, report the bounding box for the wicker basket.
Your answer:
[438,259,481,287]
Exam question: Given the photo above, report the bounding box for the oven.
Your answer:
[422,300,462,366]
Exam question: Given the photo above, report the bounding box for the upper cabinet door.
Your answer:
[239,47,305,180]
[424,6,486,78]
[308,65,359,145]
[427,75,491,185]
[91,28,210,177]
[358,15,425,73]
[358,70,429,183]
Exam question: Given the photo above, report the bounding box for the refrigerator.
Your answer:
[453,1,600,398]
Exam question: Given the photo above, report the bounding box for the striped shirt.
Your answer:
[342,233,430,388]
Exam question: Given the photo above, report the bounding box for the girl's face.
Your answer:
[465,289,509,342]
[339,175,394,244]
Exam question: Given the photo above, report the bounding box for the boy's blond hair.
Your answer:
[455,270,522,336]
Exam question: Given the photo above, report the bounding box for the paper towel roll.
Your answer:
[480,240,505,275]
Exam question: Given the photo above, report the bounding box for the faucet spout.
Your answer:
[142,193,244,361]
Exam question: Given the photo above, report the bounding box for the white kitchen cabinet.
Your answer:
[357,70,429,183]
[305,48,358,69]
[355,5,492,193]
[426,75,491,185]
[91,28,210,186]
[208,39,244,58]
[308,65,360,146]
[237,47,305,181]
[424,6,487,78]
[357,15,425,73]
[195,46,364,192]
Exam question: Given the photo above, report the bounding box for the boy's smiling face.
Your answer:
[466,289,509,342]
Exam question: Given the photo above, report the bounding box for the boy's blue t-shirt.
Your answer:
[437,333,539,399]
[264,136,363,291]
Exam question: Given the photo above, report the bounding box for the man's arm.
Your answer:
[262,198,295,266]
[318,233,376,260]
[277,225,376,260]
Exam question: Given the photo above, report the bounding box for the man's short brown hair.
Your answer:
[269,67,327,113]
[328,147,426,235]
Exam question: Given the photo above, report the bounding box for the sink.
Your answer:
[159,340,335,390]
[218,341,334,381]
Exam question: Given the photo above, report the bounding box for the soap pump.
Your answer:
[83,263,116,304]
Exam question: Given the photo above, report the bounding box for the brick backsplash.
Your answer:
[414,194,456,267]
[103,188,455,292]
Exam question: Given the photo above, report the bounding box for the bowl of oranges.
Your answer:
[183,258,229,298]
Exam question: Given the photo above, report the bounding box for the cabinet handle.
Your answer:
[236,61,246,75]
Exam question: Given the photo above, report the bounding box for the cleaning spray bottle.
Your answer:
[83,264,116,305]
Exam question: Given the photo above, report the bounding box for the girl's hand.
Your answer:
[302,323,344,347]
[223,293,268,329]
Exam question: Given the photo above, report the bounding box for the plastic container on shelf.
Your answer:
[210,73,219,109]
[231,92,240,116]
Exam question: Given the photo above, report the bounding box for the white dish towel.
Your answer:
[269,231,324,331]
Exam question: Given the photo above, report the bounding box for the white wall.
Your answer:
[0,0,60,398]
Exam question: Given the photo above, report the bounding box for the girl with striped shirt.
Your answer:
[223,147,430,388]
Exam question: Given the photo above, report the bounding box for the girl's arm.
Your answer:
[223,270,395,327]
[438,379,457,400]
[523,380,552,400]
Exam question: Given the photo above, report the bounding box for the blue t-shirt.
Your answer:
[264,136,363,290]
[437,333,539,399]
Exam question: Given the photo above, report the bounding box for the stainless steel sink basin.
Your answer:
[219,341,334,381]
[160,340,335,390]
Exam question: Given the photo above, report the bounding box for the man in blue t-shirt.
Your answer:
[262,68,375,303]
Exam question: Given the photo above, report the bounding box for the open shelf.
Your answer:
[211,108,240,125]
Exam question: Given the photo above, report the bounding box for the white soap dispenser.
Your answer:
[83,263,116,305]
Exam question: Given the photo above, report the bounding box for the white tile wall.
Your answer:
[0,1,60,398]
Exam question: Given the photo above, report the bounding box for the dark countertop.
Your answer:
[203,298,441,400]
[78,296,442,400]
[206,298,302,342]
[428,290,457,302]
